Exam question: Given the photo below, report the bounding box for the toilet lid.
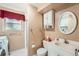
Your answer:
[37,48,47,54]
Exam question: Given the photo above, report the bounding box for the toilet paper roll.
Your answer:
[32,45,36,48]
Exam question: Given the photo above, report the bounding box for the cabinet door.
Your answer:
[47,45,58,56]
[57,47,74,56]
[47,44,74,56]
[43,10,54,30]
[60,49,74,56]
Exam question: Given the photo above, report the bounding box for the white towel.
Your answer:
[0,36,8,49]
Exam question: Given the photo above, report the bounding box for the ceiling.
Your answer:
[0,3,27,12]
[30,3,49,9]
[37,3,77,13]
[0,3,49,12]
[0,3,77,13]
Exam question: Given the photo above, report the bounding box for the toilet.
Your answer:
[37,40,48,56]
[37,48,47,56]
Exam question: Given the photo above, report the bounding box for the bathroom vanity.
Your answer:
[43,39,79,56]
[47,43,75,56]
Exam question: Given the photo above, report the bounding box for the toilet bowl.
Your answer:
[37,40,49,56]
[37,48,47,56]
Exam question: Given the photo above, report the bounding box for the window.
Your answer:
[5,18,22,30]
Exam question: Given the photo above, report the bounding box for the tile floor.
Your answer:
[10,48,27,56]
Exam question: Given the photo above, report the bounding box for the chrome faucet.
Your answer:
[75,49,79,56]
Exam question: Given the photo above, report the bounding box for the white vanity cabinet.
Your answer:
[47,43,74,56]
[43,40,76,56]
[47,44,58,56]
[57,47,74,56]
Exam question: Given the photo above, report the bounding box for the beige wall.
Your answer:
[27,4,79,56]
[27,4,44,56]
[0,9,25,51]
[45,4,79,42]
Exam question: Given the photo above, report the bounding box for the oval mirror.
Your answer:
[59,12,77,34]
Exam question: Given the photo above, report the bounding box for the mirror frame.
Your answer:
[58,11,77,34]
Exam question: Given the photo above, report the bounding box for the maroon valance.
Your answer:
[0,10,25,21]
